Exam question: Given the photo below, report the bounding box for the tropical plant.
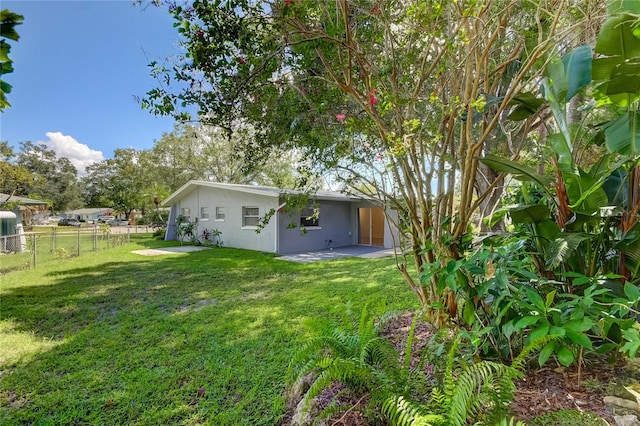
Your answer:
[175,215,198,245]
[199,228,222,247]
[476,1,640,366]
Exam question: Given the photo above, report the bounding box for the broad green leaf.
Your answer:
[549,326,566,337]
[608,0,640,15]
[529,323,550,342]
[515,315,540,329]
[604,111,640,157]
[538,341,556,366]
[562,44,592,101]
[509,204,551,225]
[478,155,552,189]
[593,11,640,105]
[549,133,575,175]
[507,92,545,121]
[624,282,640,301]
[615,221,640,276]
[564,317,595,333]
[545,290,557,309]
[566,331,593,349]
[526,288,546,313]
[557,345,575,366]
[463,300,475,326]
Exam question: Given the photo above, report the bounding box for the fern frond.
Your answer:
[447,361,517,426]
[494,417,527,426]
[382,395,445,426]
[443,335,461,399]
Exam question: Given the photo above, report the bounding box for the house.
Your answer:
[64,207,113,223]
[0,193,49,227]
[162,181,397,254]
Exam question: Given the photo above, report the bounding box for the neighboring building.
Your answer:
[0,193,49,226]
[162,181,397,254]
[64,208,113,222]
[0,193,49,252]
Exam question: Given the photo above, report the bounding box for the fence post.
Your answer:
[33,234,37,269]
[93,226,97,251]
[77,228,81,257]
[127,226,130,243]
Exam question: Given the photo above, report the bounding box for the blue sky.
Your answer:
[1,0,184,174]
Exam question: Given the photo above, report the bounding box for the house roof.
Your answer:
[66,208,112,215]
[162,180,364,207]
[0,193,49,206]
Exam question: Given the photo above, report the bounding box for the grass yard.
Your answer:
[0,236,415,425]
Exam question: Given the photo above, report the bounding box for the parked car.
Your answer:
[58,218,81,227]
[111,219,130,226]
[97,216,115,223]
[48,216,63,223]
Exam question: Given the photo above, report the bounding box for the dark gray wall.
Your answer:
[278,200,352,254]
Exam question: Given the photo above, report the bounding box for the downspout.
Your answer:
[275,201,286,254]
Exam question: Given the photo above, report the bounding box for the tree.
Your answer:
[15,141,83,212]
[144,0,605,320]
[0,141,35,206]
[143,121,299,190]
[0,9,24,110]
[83,148,147,217]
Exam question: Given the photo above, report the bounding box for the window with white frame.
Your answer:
[180,207,191,221]
[300,205,320,227]
[216,206,226,221]
[200,207,210,220]
[242,206,259,227]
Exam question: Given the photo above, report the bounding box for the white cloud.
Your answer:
[38,132,104,176]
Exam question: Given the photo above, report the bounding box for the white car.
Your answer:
[48,216,63,223]
[97,216,115,223]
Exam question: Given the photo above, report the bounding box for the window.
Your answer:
[242,207,259,227]
[200,207,209,220]
[216,207,226,221]
[180,207,191,221]
[300,205,319,227]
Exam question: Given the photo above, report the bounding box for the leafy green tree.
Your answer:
[0,9,23,110]
[144,0,603,319]
[0,141,35,205]
[15,141,83,212]
[83,148,147,217]
[142,122,299,191]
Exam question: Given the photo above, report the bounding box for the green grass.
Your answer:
[0,237,416,425]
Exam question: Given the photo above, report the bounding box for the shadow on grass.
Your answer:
[0,246,414,425]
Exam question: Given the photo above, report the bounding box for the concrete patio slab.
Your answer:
[132,246,211,256]
[277,246,395,263]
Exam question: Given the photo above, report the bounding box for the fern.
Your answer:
[383,395,445,426]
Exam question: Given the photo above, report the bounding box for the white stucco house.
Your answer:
[162,181,397,254]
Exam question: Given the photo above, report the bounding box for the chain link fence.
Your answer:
[0,226,153,274]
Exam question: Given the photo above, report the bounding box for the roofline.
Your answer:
[161,180,367,206]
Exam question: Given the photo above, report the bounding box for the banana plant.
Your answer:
[481,1,640,282]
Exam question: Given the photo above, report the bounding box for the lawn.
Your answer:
[0,236,416,425]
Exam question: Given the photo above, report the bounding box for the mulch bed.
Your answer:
[281,312,631,425]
